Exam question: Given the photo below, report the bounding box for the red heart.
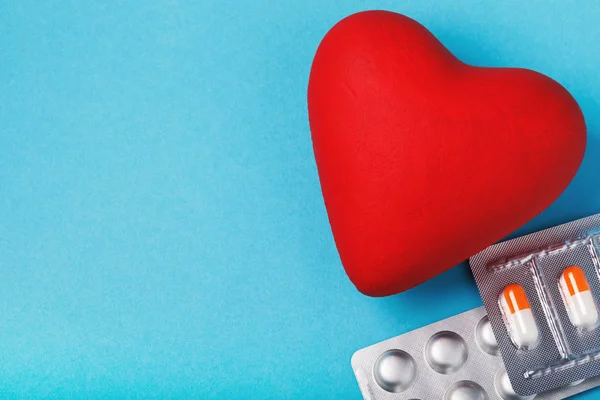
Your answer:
[308,11,586,296]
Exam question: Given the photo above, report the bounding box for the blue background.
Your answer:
[1,1,600,398]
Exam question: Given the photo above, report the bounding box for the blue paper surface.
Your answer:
[1,1,600,398]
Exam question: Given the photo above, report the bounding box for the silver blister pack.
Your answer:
[351,306,600,399]
[470,213,600,395]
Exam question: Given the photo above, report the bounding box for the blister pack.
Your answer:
[470,213,600,395]
[351,306,600,400]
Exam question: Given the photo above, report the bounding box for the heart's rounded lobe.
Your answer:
[308,11,586,296]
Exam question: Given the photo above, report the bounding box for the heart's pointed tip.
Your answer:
[349,260,441,297]
[353,279,403,298]
[352,274,427,297]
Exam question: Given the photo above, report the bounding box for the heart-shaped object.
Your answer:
[308,11,586,296]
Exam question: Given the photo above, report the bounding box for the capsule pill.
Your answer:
[500,284,539,349]
[559,266,599,330]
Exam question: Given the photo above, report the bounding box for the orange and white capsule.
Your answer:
[559,266,598,330]
[500,284,539,349]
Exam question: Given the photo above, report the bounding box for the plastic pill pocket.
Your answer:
[470,213,600,396]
